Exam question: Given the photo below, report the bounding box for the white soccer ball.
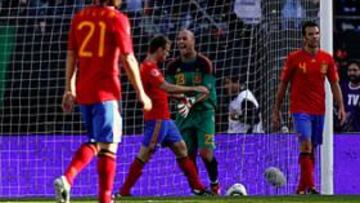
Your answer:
[264,167,287,187]
[225,183,248,196]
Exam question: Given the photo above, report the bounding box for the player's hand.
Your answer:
[140,93,152,112]
[177,97,195,118]
[193,86,209,94]
[337,106,347,126]
[62,91,76,113]
[271,110,281,130]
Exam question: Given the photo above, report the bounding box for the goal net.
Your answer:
[0,0,321,198]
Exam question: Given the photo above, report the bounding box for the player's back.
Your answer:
[140,60,170,120]
[69,5,133,104]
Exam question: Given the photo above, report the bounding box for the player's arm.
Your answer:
[62,18,78,113]
[62,50,77,112]
[328,56,346,125]
[64,51,77,94]
[330,81,345,124]
[195,55,215,103]
[114,14,151,111]
[272,55,293,129]
[121,54,152,111]
[159,81,209,95]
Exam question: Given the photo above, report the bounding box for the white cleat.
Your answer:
[54,176,71,203]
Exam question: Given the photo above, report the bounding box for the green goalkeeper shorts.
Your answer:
[175,109,216,153]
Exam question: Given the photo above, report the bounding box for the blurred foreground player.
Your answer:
[272,21,346,194]
[118,35,211,197]
[54,0,152,202]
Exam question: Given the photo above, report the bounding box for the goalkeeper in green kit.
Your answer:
[166,29,220,195]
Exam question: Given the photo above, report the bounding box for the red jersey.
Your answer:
[141,60,170,120]
[280,49,339,115]
[68,5,134,104]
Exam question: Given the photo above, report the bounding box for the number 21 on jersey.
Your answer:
[77,21,106,58]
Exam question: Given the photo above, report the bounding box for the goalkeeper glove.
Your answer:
[177,97,196,118]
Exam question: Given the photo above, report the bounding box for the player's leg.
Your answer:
[54,105,98,203]
[292,113,313,194]
[93,101,122,203]
[196,110,220,195]
[119,146,154,196]
[119,120,164,196]
[181,127,198,172]
[164,120,206,194]
[307,115,325,194]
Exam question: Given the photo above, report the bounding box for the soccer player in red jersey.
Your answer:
[272,21,346,195]
[117,35,211,196]
[54,1,152,203]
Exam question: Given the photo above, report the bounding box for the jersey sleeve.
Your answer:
[280,54,295,82]
[201,56,215,90]
[113,14,134,55]
[148,66,165,87]
[67,18,77,52]
[327,56,339,83]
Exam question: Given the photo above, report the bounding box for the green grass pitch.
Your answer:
[2,196,360,203]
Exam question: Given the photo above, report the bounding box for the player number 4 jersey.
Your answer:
[280,49,339,115]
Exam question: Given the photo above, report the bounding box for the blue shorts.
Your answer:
[142,119,183,149]
[292,113,324,145]
[79,100,122,143]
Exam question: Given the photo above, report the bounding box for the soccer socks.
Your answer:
[176,156,205,191]
[202,157,219,184]
[119,157,145,196]
[298,152,314,192]
[97,149,116,203]
[64,143,98,185]
[189,153,198,174]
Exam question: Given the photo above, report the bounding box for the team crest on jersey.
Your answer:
[321,63,328,74]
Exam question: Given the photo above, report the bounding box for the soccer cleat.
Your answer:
[295,190,306,195]
[307,187,320,195]
[114,192,132,198]
[54,176,71,203]
[192,189,213,196]
[210,182,221,196]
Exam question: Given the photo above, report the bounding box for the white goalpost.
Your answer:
[320,0,334,195]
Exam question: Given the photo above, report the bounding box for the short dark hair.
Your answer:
[148,35,171,54]
[302,21,319,36]
[348,59,360,69]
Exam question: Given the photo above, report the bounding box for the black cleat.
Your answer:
[114,192,132,198]
[192,189,213,196]
[307,188,320,195]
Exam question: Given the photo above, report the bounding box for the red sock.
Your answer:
[298,153,313,191]
[177,157,205,191]
[189,153,198,175]
[308,153,315,188]
[120,158,144,196]
[97,150,116,203]
[64,143,98,185]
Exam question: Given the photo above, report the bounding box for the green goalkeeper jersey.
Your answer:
[166,53,217,111]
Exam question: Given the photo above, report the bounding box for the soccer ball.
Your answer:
[225,183,248,196]
[264,167,287,187]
